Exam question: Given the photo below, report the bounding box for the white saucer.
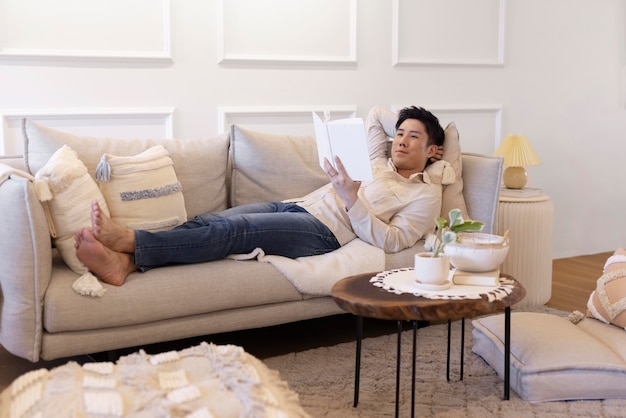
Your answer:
[413,279,452,291]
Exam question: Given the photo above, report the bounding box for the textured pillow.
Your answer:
[33,145,110,296]
[22,118,230,218]
[586,247,626,329]
[229,125,328,206]
[439,122,468,221]
[96,145,187,231]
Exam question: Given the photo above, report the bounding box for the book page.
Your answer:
[312,112,373,181]
[312,112,332,172]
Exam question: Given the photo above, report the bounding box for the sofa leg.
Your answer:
[106,350,118,362]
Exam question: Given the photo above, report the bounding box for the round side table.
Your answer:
[498,194,554,307]
[331,273,526,418]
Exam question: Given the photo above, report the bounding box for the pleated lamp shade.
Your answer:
[494,134,541,189]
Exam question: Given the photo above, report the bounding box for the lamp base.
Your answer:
[503,166,527,189]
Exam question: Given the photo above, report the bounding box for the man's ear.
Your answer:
[426,144,439,158]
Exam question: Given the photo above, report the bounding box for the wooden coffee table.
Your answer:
[332,271,526,418]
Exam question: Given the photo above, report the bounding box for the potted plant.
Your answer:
[430,208,484,258]
[415,209,484,285]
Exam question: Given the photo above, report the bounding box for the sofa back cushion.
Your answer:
[229,125,328,206]
[22,119,230,219]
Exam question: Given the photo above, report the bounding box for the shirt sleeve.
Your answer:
[364,106,398,161]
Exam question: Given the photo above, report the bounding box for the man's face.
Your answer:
[391,119,437,177]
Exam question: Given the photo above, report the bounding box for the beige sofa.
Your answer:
[0,119,503,362]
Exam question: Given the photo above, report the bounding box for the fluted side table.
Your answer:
[498,194,554,307]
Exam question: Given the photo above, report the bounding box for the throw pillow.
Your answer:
[22,118,230,218]
[586,247,626,329]
[229,125,328,206]
[33,145,110,296]
[439,122,469,221]
[95,145,187,231]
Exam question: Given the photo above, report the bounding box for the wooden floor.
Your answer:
[546,251,611,312]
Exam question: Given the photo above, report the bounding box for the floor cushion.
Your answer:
[472,312,626,402]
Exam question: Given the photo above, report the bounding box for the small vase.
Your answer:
[414,252,450,285]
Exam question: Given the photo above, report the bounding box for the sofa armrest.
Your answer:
[0,163,51,362]
[460,153,503,235]
[0,155,27,172]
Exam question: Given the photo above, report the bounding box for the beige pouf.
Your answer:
[1,342,310,418]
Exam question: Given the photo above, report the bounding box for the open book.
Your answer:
[312,111,373,181]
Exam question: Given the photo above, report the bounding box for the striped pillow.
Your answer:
[96,145,187,232]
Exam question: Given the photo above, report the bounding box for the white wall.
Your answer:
[0,0,624,259]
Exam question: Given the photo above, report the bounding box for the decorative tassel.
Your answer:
[72,272,106,297]
[441,163,456,185]
[33,179,53,202]
[568,310,586,324]
[95,155,111,182]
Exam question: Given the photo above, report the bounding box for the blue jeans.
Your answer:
[133,202,340,271]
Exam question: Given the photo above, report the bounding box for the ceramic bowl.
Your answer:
[444,232,510,272]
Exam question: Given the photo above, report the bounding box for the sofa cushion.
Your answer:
[472,312,626,401]
[33,145,110,275]
[95,145,187,231]
[22,119,230,219]
[229,125,328,206]
[43,255,304,333]
[586,247,626,329]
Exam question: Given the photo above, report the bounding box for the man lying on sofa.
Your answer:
[74,105,452,286]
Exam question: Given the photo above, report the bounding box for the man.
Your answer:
[74,105,450,286]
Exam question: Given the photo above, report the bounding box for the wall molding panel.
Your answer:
[392,0,505,67]
[0,0,172,62]
[217,0,357,65]
[1,108,175,155]
[218,106,357,135]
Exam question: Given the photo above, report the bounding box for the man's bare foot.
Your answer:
[74,228,136,286]
[91,200,135,253]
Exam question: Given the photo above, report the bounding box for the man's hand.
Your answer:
[430,145,444,162]
[324,156,361,211]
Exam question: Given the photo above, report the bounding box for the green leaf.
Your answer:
[441,230,456,245]
[448,208,464,227]
[450,220,484,233]
[435,216,448,230]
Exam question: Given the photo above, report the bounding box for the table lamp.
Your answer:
[494,134,541,189]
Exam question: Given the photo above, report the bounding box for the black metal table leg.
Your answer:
[504,306,511,400]
[395,320,402,418]
[446,318,466,381]
[354,315,363,407]
[460,318,465,380]
[411,320,417,418]
[446,320,452,381]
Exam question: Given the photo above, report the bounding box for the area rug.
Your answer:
[263,306,626,417]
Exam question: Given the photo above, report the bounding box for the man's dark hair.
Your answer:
[395,106,445,147]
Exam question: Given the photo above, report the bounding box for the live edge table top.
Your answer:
[331,272,526,322]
